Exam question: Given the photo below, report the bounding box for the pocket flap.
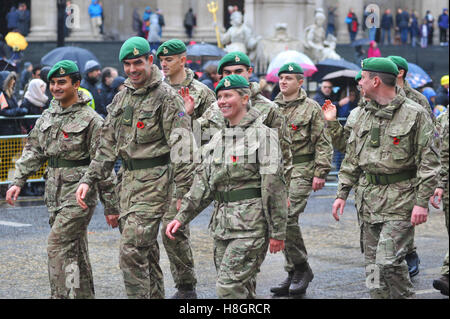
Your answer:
[387,120,415,137]
[62,119,90,133]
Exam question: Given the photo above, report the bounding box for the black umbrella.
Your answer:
[311,58,360,82]
[40,46,99,73]
[0,58,16,72]
[186,43,226,57]
[322,69,359,95]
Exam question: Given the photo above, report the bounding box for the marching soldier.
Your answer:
[156,39,216,299]
[332,58,439,299]
[6,60,119,299]
[270,63,333,296]
[166,75,288,298]
[76,37,195,299]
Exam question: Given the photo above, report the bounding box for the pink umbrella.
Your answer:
[265,50,317,82]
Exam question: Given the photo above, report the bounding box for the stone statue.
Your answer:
[259,23,303,65]
[303,8,341,63]
[220,11,261,61]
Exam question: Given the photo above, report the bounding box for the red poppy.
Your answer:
[291,124,298,131]
[62,130,69,139]
[393,137,400,145]
[231,156,238,163]
[137,121,145,129]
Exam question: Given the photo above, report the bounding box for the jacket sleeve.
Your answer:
[437,114,449,190]
[414,111,440,207]
[326,120,348,153]
[174,163,214,226]
[311,106,333,179]
[12,119,48,188]
[88,115,119,216]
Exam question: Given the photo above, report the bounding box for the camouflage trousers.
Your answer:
[119,211,164,299]
[441,193,449,276]
[214,236,269,299]
[363,220,415,299]
[283,176,311,273]
[47,205,95,299]
[160,193,197,289]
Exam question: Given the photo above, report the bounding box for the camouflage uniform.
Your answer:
[436,110,449,276]
[337,95,439,299]
[12,92,119,299]
[402,80,434,119]
[274,89,333,272]
[174,107,287,298]
[80,65,195,299]
[163,67,216,291]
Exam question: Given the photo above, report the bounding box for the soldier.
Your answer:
[156,39,216,299]
[332,58,439,299]
[430,109,449,296]
[388,55,436,277]
[76,37,195,299]
[270,63,333,296]
[6,60,119,299]
[166,75,288,298]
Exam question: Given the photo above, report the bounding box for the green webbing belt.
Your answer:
[293,153,315,164]
[48,157,91,168]
[365,170,416,185]
[121,153,170,171]
[214,188,262,203]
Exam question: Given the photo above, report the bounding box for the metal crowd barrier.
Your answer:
[1,115,344,188]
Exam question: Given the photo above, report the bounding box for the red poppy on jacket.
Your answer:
[291,124,298,130]
[231,156,238,164]
[393,137,400,145]
[62,130,69,139]
[137,121,145,129]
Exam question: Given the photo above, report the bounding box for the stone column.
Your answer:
[26,0,57,41]
[158,0,187,41]
[65,0,103,41]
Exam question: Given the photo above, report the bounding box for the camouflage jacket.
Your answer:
[165,68,216,121]
[436,110,449,190]
[275,88,333,180]
[337,94,439,222]
[175,107,288,241]
[13,92,119,215]
[79,65,195,216]
[402,81,434,120]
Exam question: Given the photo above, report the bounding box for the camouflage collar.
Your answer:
[249,82,260,99]
[49,91,92,114]
[225,106,262,128]
[163,67,195,89]
[274,88,307,107]
[365,94,406,119]
[124,64,163,94]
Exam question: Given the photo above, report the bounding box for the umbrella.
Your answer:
[267,50,317,77]
[0,58,17,72]
[5,32,28,51]
[350,38,372,47]
[202,60,220,71]
[40,46,99,73]
[186,43,226,57]
[311,58,360,82]
[322,69,359,95]
[406,62,432,89]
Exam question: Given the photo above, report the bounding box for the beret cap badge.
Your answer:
[163,47,169,54]
[59,67,65,75]
[235,55,240,62]
[133,47,139,55]
[224,78,231,87]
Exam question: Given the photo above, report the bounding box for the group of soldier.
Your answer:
[4,35,449,300]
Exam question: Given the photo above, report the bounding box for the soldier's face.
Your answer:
[222,65,252,80]
[123,55,153,88]
[279,73,303,97]
[159,54,186,78]
[49,76,79,103]
[359,71,376,99]
[217,89,248,120]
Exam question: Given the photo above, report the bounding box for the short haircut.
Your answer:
[69,72,82,84]
[367,71,397,87]
[32,64,42,75]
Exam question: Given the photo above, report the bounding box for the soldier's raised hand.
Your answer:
[5,186,21,206]
[179,87,195,115]
[76,183,90,210]
[321,99,337,121]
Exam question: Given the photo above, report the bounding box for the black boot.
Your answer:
[405,251,420,278]
[270,272,293,296]
[289,263,314,296]
[171,284,197,299]
[433,275,449,296]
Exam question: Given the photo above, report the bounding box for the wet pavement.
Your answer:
[0,186,448,299]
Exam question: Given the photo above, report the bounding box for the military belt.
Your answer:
[365,170,417,185]
[214,188,262,203]
[293,154,315,164]
[48,157,91,168]
[121,153,170,171]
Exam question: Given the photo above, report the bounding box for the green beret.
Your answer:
[156,39,187,57]
[119,36,150,61]
[278,62,304,76]
[217,51,251,75]
[47,60,79,81]
[387,56,408,73]
[355,70,362,81]
[361,57,399,76]
[215,74,249,94]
